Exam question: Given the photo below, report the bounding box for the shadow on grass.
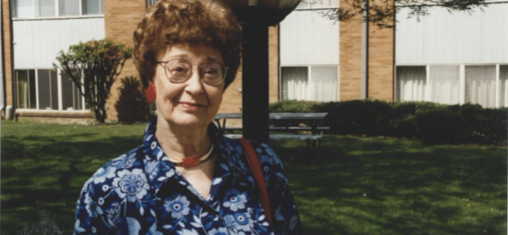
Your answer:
[271,136,507,235]
[2,121,506,235]
[2,131,142,234]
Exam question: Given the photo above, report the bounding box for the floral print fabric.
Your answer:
[74,121,302,234]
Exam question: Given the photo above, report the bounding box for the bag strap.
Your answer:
[238,137,274,225]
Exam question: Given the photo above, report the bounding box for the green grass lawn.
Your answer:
[2,120,506,235]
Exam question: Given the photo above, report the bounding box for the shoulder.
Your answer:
[249,141,284,171]
[241,140,289,186]
[75,146,149,232]
[218,136,288,185]
[79,146,146,198]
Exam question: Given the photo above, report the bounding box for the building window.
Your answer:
[429,66,460,105]
[395,64,508,108]
[281,67,307,100]
[82,0,104,15]
[146,0,158,7]
[281,66,338,102]
[58,0,79,16]
[395,66,426,102]
[61,71,84,110]
[15,70,36,109]
[36,0,55,17]
[500,65,508,107]
[15,69,86,111]
[12,0,34,18]
[12,0,103,18]
[37,69,59,110]
[465,66,497,108]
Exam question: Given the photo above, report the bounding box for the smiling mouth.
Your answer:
[179,102,205,108]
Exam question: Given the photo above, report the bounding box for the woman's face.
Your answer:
[154,43,225,130]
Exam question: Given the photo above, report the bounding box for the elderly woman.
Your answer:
[74,0,301,234]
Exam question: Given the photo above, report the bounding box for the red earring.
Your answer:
[146,83,156,104]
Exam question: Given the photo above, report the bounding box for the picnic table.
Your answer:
[214,112,329,159]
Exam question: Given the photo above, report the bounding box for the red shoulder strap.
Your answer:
[238,138,274,225]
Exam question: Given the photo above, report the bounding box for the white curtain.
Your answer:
[430,66,460,105]
[310,66,338,101]
[16,70,35,109]
[281,67,308,100]
[396,66,426,101]
[36,0,55,17]
[500,65,508,107]
[465,66,496,108]
[59,0,79,16]
[16,71,29,108]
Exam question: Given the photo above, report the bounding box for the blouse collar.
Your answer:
[141,119,254,198]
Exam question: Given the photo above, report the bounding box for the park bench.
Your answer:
[215,112,329,159]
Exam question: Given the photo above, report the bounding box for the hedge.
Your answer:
[269,100,507,145]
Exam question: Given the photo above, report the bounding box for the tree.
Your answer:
[55,39,132,123]
[317,0,487,28]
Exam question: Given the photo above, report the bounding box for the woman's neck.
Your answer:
[155,118,212,160]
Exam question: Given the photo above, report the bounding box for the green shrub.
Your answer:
[325,100,392,136]
[269,100,507,145]
[415,106,463,144]
[269,100,324,112]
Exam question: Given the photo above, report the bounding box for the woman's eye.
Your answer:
[202,65,221,76]
[204,68,218,75]
[170,65,189,75]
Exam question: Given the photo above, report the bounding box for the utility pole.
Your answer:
[361,0,369,99]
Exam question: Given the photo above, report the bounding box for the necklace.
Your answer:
[167,143,214,168]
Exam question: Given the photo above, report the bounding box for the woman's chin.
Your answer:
[161,113,211,129]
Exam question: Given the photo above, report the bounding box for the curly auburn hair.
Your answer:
[133,0,242,89]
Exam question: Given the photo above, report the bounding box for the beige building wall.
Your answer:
[368,24,394,100]
[339,0,363,101]
[368,0,394,100]
[219,69,243,114]
[2,0,13,109]
[339,0,394,101]
[268,25,279,103]
[104,0,146,121]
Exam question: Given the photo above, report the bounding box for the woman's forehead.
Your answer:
[160,43,224,62]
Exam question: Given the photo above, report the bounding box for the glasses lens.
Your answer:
[163,60,226,85]
[167,60,191,82]
[200,63,225,85]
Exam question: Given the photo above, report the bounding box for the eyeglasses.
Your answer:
[156,59,228,86]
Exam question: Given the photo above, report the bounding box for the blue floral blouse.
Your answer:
[74,121,302,234]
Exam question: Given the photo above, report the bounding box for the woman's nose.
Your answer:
[184,70,205,95]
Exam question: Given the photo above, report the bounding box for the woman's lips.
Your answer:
[179,102,205,109]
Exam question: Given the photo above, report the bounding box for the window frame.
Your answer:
[146,0,158,8]
[394,63,508,108]
[14,68,88,112]
[15,69,36,109]
[12,0,104,19]
[279,64,339,102]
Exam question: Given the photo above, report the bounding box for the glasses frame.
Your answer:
[155,59,229,86]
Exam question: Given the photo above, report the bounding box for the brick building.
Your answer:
[1,0,506,123]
